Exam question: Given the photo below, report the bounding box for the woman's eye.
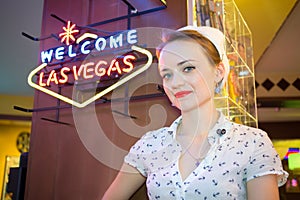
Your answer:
[162,73,171,79]
[183,66,195,72]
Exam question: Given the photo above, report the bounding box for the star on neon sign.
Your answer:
[59,21,79,45]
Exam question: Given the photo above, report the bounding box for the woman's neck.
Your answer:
[179,100,219,138]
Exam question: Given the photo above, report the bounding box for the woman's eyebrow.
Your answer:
[159,67,170,72]
[177,59,196,66]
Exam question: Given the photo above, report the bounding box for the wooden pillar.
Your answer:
[25,0,186,199]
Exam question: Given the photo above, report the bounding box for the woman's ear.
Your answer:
[215,62,226,83]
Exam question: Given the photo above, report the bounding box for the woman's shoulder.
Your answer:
[217,112,269,142]
[126,125,179,164]
[138,116,181,143]
[230,122,269,139]
[137,126,175,146]
[128,116,180,154]
[226,122,274,151]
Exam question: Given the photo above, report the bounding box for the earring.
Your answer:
[215,82,221,94]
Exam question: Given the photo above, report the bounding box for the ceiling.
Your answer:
[0,0,299,121]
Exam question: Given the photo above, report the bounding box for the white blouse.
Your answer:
[124,113,288,199]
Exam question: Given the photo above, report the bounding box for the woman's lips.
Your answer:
[174,91,192,98]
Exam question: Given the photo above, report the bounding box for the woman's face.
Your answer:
[158,39,220,112]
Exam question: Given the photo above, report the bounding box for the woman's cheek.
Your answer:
[163,87,178,107]
[163,87,173,101]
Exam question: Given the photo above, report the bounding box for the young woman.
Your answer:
[103,26,288,200]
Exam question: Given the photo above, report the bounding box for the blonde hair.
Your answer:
[156,30,221,67]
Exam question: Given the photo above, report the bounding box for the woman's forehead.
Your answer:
[159,39,208,64]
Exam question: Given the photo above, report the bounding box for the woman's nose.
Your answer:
[171,72,185,88]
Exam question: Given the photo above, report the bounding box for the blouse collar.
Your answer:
[169,111,233,145]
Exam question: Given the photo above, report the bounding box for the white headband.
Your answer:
[177,26,230,88]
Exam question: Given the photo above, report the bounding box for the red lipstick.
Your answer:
[174,91,192,98]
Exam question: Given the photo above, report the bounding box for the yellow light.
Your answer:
[76,33,98,44]
[288,153,300,170]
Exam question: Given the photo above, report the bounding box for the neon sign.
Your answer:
[38,55,136,87]
[40,29,137,63]
[59,21,79,45]
[28,21,153,108]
